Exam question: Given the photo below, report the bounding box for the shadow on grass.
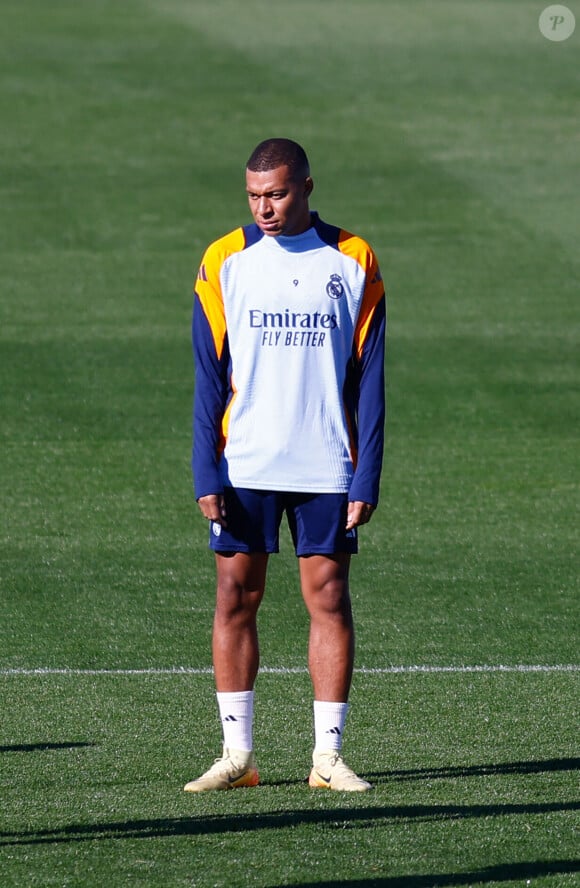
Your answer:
[365,756,580,784]
[0,742,95,753]
[240,756,580,790]
[261,756,580,789]
[281,858,580,886]
[1,800,579,846]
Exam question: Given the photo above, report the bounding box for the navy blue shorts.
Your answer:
[209,488,358,556]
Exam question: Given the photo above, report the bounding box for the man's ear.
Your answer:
[305,176,314,198]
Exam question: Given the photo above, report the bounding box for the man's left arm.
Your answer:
[348,262,386,515]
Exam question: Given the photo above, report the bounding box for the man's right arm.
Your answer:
[192,260,229,501]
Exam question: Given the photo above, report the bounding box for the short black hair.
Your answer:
[246,138,310,179]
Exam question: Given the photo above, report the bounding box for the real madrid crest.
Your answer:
[326,273,344,300]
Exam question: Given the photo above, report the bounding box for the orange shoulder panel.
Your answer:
[195,227,246,360]
[337,231,385,359]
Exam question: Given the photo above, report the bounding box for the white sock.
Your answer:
[216,690,254,752]
[313,700,349,752]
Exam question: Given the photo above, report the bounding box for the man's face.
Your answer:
[246,165,313,237]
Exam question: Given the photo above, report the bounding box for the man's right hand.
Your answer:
[197,494,228,526]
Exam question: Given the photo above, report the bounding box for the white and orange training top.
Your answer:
[192,212,386,504]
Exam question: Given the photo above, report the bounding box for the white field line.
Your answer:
[0,664,579,676]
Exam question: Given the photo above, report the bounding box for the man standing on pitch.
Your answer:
[185,138,386,792]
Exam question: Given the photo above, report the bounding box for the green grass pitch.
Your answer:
[1,1,578,885]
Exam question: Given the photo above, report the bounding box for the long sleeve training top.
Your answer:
[192,212,386,505]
